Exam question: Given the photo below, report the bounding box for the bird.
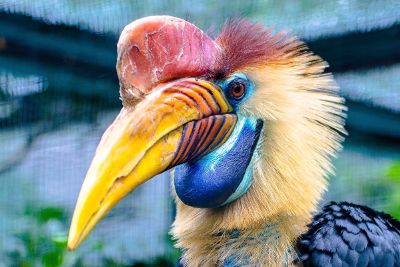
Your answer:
[66,16,400,266]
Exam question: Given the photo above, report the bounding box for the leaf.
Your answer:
[51,232,68,249]
[385,191,400,220]
[42,250,63,267]
[387,162,400,183]
[37,207,66,223]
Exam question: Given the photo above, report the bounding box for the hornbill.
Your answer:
[67,16,400,266]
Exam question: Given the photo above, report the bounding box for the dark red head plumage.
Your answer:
[213,18,298,79]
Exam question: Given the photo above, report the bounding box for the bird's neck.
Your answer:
[172,200,308,267]
[215,225,295,266]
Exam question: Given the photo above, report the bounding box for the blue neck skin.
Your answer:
[173,116,263,208]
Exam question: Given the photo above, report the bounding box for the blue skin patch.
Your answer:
[174,117,263,208]
[173,73,264,208]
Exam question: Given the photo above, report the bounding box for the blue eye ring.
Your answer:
[217,72,253,105]
[227,79,246,100]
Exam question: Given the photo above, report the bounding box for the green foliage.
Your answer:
[163,233,181,264]
[4,203,109,266]
[384,162,400,220]
[36,207,67,224]
[101,256,175,267]
[5,205,70,267]
[387,162,400,183]
[4,203,179,266]
[357,161,400,220]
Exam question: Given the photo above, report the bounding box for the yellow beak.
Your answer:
[67,78,236,250]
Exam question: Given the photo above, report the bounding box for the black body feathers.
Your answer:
[297,202,400,267]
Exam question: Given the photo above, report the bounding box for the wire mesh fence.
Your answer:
[0,1,399,266]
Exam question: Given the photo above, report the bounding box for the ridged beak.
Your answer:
[68,79,236,250]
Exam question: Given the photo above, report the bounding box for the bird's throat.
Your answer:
[172,201,306,267]
[221,227,295,266]
[173,117,263,208]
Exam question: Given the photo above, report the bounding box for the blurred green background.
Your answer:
[0,0,399,266]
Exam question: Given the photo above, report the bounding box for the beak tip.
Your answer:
[67,240,75,251]
[67,227,81,251]
[67,238,79,251]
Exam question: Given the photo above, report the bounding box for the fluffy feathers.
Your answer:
[172,19,346,266]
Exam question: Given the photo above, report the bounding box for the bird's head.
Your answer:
[68,16,345,250]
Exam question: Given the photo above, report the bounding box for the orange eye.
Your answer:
[228,81,246,100]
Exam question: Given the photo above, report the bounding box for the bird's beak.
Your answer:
[68,78,236,250]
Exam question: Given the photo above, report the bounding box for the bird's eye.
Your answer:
[228,80,246,100]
